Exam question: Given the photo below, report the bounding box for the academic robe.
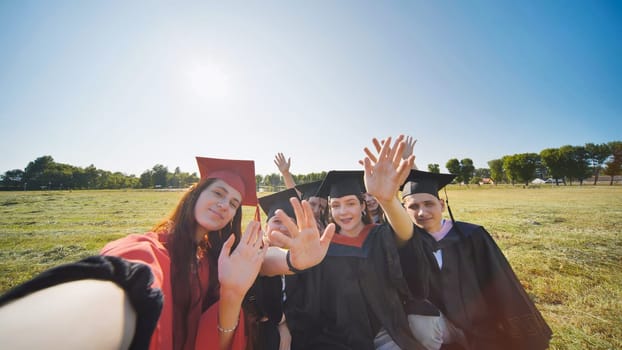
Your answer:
[399,222,552,350]
[245,275,286,350]
[284,224,425,350]
[101,232,247,350]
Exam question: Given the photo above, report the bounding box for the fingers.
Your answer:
[362,157,373,176]
[373,137,385,156]
[397,155,414,181]
[269,230,292,248]
[276,202,301,239]
[373,139,384,156]
[287,197,314,233]
[221,234,236,257]
[363,147,377,164]
[299,200,314,229]
[392,140,406,167]
[242,221,262,246]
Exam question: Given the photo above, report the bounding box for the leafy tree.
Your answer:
[152,164,168,188]
[445,158,474,184]
[0,169,24,189]
[259,173,280,191]
[427,164,440,173]
[23,155,55,189]
[488,159,505,184]
[255,175,264,190]
[446,159,461,182]
[168,166,182,188]
[502,155,519,185]
[603,141,622,185]
[515,153,540,186]
[585,142,612,185]
[540,148,565,185]
[460,158,475,185]
[474,168,491,179]
[139,170,154,188]
[560,145,591,185]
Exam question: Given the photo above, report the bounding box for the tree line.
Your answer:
[0,155,325,191]
[431,141,621,186]
[1,141,620,191]
[0,156,200,190]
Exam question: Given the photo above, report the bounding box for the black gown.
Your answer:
[284,224,424,350]
[246,275,286,350]
[399,222,552,350]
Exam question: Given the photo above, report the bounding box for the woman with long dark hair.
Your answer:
[101,156,335,350]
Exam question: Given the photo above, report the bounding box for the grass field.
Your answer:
[1,185,621,349]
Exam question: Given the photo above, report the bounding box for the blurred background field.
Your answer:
[1,186,620,349]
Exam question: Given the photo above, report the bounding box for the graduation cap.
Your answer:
[259,188,299,220]
[316,170,365,199]
[400,170,456,199]
[295,180,324,200]
[195,156,261,221]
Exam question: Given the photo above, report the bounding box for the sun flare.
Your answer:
[185,61,231,100]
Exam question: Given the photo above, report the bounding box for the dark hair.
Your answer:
[154,178,244,350]
[327,193,372,233]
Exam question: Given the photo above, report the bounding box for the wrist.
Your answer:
[286,250,306,274]
[219,285,246,304]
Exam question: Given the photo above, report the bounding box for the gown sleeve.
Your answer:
[101,233,173,350]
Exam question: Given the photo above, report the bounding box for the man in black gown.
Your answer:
[399,170,552,350]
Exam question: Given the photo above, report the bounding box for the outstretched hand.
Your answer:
[269,197,335,270]
[401,135,417,160]
[218,221,267,298]
[361,135,414,203]
[274,153,291,175]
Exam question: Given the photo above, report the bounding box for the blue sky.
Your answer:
[1,1,620,177]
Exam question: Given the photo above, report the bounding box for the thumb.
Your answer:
[319,223,336,251]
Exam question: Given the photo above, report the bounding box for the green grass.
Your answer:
[1,186,621,349]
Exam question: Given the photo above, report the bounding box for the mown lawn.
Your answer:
[1,185,620,349]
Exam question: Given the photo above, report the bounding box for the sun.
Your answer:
[185,60,231,100]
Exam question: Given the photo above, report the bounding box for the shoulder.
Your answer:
[100,232,170,265]
[452,221,486,237]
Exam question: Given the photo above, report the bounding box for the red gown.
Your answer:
[101,232,247,350]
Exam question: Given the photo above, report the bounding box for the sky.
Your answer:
[1,1,620,177]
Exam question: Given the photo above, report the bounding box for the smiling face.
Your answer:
[329,194,366,237]
[194,179,242,235]
[402,193,445,233]
[363,193,379,212]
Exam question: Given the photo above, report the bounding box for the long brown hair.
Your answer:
[154,178,243,350]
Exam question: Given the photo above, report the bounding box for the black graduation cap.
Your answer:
[258,187,300,220]
[295,180,324,200]
[400,170,456,199]
[316,170,365,199]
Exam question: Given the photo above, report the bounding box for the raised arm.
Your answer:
[274,153,297,190]
[362,135,415,245]
[217,221,267,349]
